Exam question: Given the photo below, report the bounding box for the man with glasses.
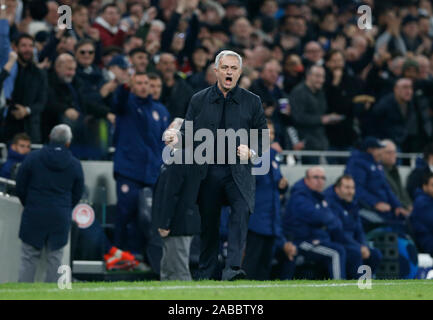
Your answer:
[282,166,348,279]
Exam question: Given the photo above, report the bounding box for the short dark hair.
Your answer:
[147,72,161,81]
[100,3,120,14]
[12,133,31,145]
[335,174,354,188]
[14,33,34,46]
[129,46,148,57]
[74,39,95,52]
[422,172,433,186]
[325,49,344,63]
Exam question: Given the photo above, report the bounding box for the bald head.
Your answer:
[381,139,397,167]
[55,53,76,83]
[304,166,326,193]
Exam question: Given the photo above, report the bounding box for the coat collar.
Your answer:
[210,83,240,104]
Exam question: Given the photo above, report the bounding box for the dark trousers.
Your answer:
[297,240,347,279]
[344,245,383,279]
[114,175,146,254]
[198,165,249,279]
[242,230,275,280]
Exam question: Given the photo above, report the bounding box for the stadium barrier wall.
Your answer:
[0,195,70,284]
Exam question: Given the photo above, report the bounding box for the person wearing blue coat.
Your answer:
[0,133,31,180]
[324,175,383,279]
[344,137,409,232]
[242,122,296,280]
[410,172,433,255]
[16,125,84,282]
[112,73,170,254]
[282,167,348,280]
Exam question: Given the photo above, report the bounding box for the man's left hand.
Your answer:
[11,104,29,120]
[237,144,250,161]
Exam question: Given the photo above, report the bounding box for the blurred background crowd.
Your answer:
[1,0,433,161]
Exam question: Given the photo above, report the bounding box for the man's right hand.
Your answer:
[64,108,80,121]
[163,128,179,146]
[375,202,391,212]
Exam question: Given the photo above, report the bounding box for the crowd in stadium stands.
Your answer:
[3,0,433,280]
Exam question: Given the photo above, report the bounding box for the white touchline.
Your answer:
[0,281,432,294]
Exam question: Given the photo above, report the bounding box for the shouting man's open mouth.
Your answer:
[225,76,233,87]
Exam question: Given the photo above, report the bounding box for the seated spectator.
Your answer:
[42,53,115,158]
[381,139,413,211]
[371,78,431,153]
[410,172,433,256]
[92,3,127,48]
[250,59,285,107]
[242,121,295,281]
[324,175,383,279]
[156,52,193,119]
[289,65,343,163]
[0,132,31,180]
[407,143,433,200]
[345,137,409,231]
[283,166,348,280]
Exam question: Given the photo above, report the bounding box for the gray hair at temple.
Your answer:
[215,50,243,69]
[49,124,73,145]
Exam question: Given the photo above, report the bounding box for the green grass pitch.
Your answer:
[1,280,433,300]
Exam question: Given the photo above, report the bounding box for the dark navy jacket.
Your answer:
[16,144,84,250]
[345,150,401,220]
[152,151,201,236]
[406,157,432,200]
[282,179,344,244]
[248,149,288,249]
[112,85,170,185]
[410,189,433,254]
[324,186,367,252]
[0,148,26,179]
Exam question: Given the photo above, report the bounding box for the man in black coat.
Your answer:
[152,118,201,280]
[5,34,47,143]
[371,78,431,153]
[42,53,115,157]
[165,50,268,280]
[16,124,84,282]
